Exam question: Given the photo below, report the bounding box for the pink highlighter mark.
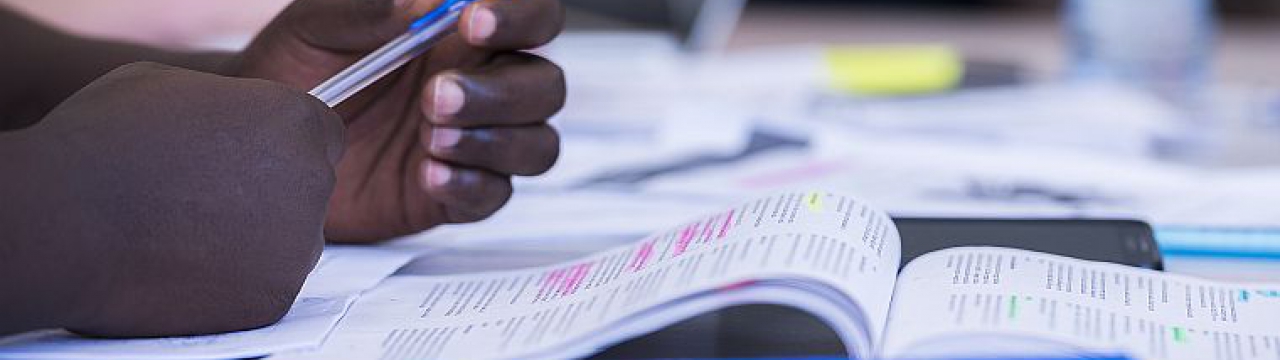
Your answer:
[629,241,656,271]
[673,222,700,257]
[560,263,593,295]
[699,216,717,244]
[720,280,757,293]
[538,269,566,300]
[718,210,736,239]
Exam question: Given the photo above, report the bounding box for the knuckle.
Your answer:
[546,62,568,114]
[241,80,340,165]
[512,130,559,176]
[447,184,512,224]
[237,289,299,330]
[473,128,503,147]
[109,62,171,77]
[446,207,489,224]
[90,62,186,96]
[529,129,561,175]
[252,81,323,119]
[453,128,498,163]
[536,0,566,45]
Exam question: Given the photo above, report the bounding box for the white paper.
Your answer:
[643,131,1280,228]
[882,247,1280,360]
[0,247,417,360]
[273,191,902,360]
[386,189,732,272]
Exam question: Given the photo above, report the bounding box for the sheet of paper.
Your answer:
[882,247,1280,360]
[273,191,902,360]
[643,130,1280,228]
[0,247,417,360]
[805,84,1183,158]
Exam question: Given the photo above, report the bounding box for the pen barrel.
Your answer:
[308,11,462,107]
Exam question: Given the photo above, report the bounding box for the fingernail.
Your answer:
[433,77,465,119]
[424,162,453,188]
[468,7,497,43]
[431,128,463,151]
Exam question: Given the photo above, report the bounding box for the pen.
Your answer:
[309,0,479,107]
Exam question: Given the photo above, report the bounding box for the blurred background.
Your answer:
[2,0,1275,91]
[6,0,1280,357]
[3,0,1275,84]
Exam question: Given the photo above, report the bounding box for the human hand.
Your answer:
[235,0,566,243]
[0,63,343,337]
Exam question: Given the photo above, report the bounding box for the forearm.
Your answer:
[0,7,235,131]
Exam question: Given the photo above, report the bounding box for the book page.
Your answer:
[275,191,902,360]
[882,247,1280,360]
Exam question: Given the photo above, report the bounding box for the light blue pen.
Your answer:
[309,0,478,107]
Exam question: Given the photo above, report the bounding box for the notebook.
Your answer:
[275,191,1280,360]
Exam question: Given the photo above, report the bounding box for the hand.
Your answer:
[0,63,343,337]
[236,0,567,243]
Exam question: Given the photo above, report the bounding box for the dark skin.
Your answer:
[235,0,566,243]
[0,0,564,338]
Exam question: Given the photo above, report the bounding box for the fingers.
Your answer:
[414,50,563,178]
[420,160,513,223]
[422,52,566,127]
[423,125,559,176]
[461,0,565,50]
[279,0,442,52]
[285,0,560,53]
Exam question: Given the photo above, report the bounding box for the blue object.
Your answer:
[309,0,479,107]
[1157,226,1280,259]
[410,0,472,30]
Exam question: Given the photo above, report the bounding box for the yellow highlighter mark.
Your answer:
[806,192,824,213]
[824,45,964,96]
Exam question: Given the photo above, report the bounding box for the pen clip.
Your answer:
[409,0,473,30]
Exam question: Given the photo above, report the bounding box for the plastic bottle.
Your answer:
[1065,0,1216,106]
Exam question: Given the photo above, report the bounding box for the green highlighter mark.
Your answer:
[1008,296,1018,319]
[1173,327,1188,343]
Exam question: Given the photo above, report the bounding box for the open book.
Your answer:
[282,191,1280,360]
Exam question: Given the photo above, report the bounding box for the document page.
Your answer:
[276,191,902,360]
[882,247,1280,360]
[0,247,417,360]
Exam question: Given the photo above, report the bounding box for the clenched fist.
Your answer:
[0,63,343,337]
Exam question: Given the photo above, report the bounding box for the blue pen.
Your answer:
[309,0,478,107]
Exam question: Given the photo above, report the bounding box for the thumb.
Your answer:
[275,0,445,53]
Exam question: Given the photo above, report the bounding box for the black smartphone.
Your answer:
[893,217,1163,271]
